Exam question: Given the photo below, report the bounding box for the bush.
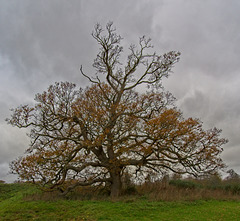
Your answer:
[224,184,240,195]
[169,179,200,189]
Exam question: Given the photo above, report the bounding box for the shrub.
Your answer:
[224,184,240,195]
[169,179,199,189]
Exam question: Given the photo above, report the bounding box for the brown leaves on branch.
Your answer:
[7,22,227,198]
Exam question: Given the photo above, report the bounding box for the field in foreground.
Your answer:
[0,183,240,220]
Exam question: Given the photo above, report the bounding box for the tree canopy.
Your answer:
[7,22,227,198]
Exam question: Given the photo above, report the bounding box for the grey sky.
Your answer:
[1,0,240,182]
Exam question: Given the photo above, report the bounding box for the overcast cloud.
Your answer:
[1,0,240,182]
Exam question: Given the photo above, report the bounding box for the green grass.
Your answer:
[0,183,240,220]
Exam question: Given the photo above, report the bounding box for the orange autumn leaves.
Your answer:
[8,81,227,187]
[144,109,226,168]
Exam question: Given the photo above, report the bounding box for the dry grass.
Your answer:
[22,178,240,202]
[136,180,240,201]
[24,185,110,201]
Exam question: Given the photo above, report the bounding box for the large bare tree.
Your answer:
[7,22,227,198]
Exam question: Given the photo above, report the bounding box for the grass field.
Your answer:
[0,183,240,220]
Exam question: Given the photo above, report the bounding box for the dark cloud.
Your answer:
[1,0,240,182]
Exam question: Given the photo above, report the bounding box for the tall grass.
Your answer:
[2,175,240,202]
[17,176,240,202]
[135,176,240,201]
[137,181,239,201]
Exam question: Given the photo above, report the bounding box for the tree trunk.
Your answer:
[110,171,122,199]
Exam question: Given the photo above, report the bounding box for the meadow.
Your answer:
[0,179,240,221]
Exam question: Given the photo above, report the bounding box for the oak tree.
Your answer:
[7,22,227,198]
